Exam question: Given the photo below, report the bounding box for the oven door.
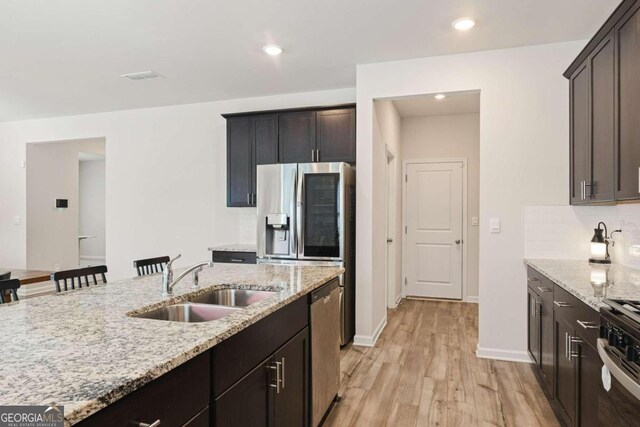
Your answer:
[597,338,640,426]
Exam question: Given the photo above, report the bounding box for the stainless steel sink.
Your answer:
[188,289,276,307]
[134,303,240,322]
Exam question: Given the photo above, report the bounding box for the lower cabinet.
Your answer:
[527,267,601,427]
[214,328,309,427]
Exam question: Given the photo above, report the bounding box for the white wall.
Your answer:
[26,138,105,270]
[356,41,584,360]
[0,88,355,279]
[401,113,480,300]
[79,159,106,260]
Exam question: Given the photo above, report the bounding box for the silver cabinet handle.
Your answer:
[281,357,286,389]
[577,320,599,330]
[527,277,539,282]
[554,301,571,307]
[569,336,582,361]
[229,258,244,262]
[247,193,251,205]
[585,182,592,199]
[139,421,161,427]
[537,286,552,293]
[565,332,570,359]
[268,361,282,394]
[311,149,315,162]
[598,338,640,400]
[315,149,320,162]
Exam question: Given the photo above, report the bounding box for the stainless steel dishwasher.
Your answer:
[310,278,341,427]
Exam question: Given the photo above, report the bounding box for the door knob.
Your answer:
[455,240,461,244]
[387,238,393,243]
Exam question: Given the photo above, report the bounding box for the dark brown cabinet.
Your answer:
[527,270,554,394]
[316,109,356,163]
[566,0,640,204]
[226,115,278,207]
[527,287,541,365]
[224,105,356,207]
[576,338,600,427]
[554,318,576,425]
[279,111,316,163]
[616,3,640,200]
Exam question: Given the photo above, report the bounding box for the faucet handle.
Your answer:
[166,254,182,269]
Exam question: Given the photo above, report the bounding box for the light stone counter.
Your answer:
[524,259,640,311]
[0,263,342,426]
[208,243,257,252]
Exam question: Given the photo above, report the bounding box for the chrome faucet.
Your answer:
[162,254,214,297]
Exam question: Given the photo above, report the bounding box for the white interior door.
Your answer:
[405,161,463,299]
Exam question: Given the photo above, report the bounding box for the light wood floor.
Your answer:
[324,300,560,427]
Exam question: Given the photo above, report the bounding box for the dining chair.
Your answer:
[0,271,11,281]
[51,265,108,293]
[133,256,170,276]
[0,279,20,304]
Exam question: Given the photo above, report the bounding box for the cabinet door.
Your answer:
[214,358,271,427]
[616,3,640,200]
[527,288,541,366]
[570,63,591,205]
[279,111,316,164]
[539,297,554,393]
[555,319,576,425]
[251,114,279,204]
[589,33,615,202]
[273,328,310,427]
[316,109,356,163]
[227,116,253,207]
[576,340,600,427]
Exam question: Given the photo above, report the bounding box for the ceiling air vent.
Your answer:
[120,71,164,81]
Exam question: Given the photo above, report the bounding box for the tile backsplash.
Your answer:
[523,205,640,269]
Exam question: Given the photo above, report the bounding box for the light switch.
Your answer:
[13,216,21,225]
[489,218,501,233]
[471,216,479,226]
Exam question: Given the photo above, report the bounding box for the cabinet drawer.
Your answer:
[553,284,599,347]
[76,352,210,427]
[183,406,209,427]
[526,267,554,303]
[212,296,308,397]
[212,251,257,264]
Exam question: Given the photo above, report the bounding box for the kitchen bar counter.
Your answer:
[0,263,342,426]
[524,259,640,310]
[208,243,257,252]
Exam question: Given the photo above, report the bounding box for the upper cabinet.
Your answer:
[224,105,356,207]
[616,3,640,200]
[565,0,640,204]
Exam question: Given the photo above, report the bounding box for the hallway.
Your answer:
[325,300,559,426]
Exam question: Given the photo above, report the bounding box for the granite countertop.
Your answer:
[208,243,257,253]
[524,259,640,310]
[0,263,342,426]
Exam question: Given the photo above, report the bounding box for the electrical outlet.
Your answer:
[13,216,21,225]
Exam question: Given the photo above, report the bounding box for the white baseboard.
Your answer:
[465,295,479,303]
[353,316,387,347]
[476,345,533,363]
[387,295,402,309]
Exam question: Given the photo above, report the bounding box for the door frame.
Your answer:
[401,158,468,301]
[384,144,398,309]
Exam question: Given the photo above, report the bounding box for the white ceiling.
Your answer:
[393,91,480,118]
[0,0,620,122]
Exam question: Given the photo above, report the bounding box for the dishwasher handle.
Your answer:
[309,278,340,303]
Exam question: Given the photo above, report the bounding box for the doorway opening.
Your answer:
[385,145,398,308]
[26,137,106,295]
[376,90,480,304]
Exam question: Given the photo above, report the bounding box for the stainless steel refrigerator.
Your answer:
[256,162,355,345]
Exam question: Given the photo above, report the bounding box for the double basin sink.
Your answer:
[133,289,277,323]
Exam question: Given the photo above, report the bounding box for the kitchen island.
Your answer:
[0,262,342,426]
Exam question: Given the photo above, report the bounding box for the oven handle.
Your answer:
[597,338,640,401]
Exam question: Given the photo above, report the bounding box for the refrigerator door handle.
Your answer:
[296,171,305,258]
[290,168,297,257]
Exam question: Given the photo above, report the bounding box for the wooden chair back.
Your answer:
[51,265,108,293]
[0,279,20,304]
[133,256,170,276]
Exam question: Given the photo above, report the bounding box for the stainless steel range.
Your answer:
[598,299,640,426]
[256,162,355,345]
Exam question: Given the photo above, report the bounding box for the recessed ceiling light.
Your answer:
[263,45,283,56]
[452,17,476,31]
[434,94,446,100]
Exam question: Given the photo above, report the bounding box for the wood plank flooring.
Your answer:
[324,300,559,427]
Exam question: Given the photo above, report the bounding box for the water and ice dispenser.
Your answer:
[264,213,290,256]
